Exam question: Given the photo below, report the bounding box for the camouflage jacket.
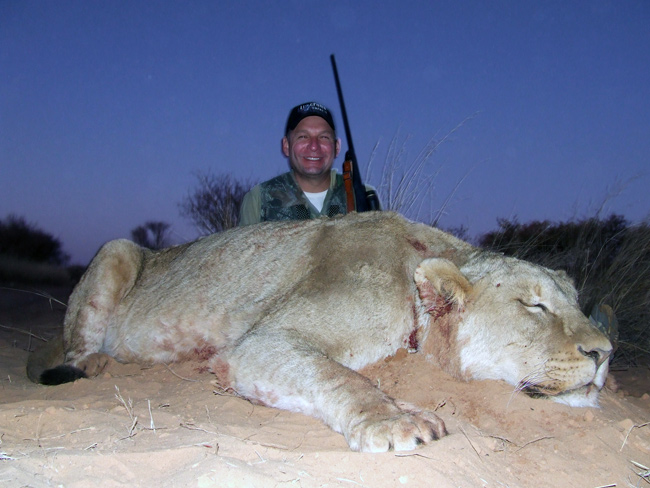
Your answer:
[238,171,349,226]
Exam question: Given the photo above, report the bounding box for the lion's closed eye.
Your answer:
[518,299,549,313]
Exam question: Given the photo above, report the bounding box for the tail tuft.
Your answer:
[39,365,87,385]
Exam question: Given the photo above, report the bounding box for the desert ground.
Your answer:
[1,285,649,488]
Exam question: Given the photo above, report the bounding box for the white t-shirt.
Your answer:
[303,190,328,213]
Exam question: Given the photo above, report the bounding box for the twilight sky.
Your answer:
[2,1,649,264]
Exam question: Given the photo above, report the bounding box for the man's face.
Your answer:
[283,116,340,180]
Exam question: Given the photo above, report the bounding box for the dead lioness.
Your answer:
[27,212,613,452]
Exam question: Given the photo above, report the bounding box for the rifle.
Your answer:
[330,54,380,213]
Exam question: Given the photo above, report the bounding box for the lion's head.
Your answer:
[415,255,613,407]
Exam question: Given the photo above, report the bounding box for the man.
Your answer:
[239,101,378,225]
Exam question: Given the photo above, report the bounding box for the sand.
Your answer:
[1,285,649,487]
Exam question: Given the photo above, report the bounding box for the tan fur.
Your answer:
[27,212,613,452]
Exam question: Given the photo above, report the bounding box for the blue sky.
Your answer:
[2,1,649,264]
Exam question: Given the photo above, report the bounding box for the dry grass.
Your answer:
[365,114,477,224]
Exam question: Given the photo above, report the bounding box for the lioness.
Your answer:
[27,212,612,452]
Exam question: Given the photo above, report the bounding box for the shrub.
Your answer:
[0,215,70,265]
[179,172,255,235]
[131,221,172,250]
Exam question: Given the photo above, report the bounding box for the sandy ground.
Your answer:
[1,285,649,488]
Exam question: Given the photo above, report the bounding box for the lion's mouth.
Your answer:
[520,380,603,408]
[521,381,597,398]
[519,355,610,405]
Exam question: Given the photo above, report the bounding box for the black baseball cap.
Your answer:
[285,102,336,135]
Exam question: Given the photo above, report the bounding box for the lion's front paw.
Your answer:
[348,409,447,453]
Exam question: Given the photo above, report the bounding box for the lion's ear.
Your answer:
[554,269,575,285]
[414,258,472,311]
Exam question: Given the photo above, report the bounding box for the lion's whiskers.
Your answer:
[508,363,555,406]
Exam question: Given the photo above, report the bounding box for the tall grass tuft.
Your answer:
[366,114,477,225]
[479,215,650,366]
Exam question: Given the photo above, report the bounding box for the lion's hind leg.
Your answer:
[31,239,145,385]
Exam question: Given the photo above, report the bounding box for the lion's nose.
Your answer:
[578,345,611,368]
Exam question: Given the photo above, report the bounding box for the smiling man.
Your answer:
[239,102,378,225]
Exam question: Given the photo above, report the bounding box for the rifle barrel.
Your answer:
[330,55,355,158]
[330,54,370,212]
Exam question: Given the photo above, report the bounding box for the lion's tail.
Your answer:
[26,335,87,385]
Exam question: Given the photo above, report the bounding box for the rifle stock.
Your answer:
[342,160,355,213]
[330,54,379,213]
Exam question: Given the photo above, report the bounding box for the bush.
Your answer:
[179,172,255,235]
[0,215,70,265]
[131,221,172,250]
[479,215,650,366]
